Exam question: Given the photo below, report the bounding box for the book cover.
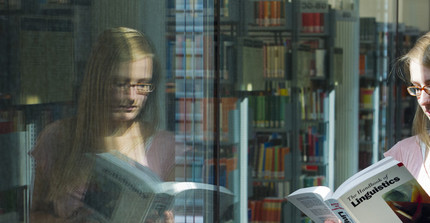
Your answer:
[287,157,430,223]
[85,152,234,223]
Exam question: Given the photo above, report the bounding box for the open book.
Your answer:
[287,156,430,223]
[84,152,234,223]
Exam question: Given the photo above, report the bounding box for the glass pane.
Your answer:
[358,0,427,171]
[358,0,399,171]
[0,0,234,222]
[1,0,428,222]
[170,0,224,222]
[237,0,295,222]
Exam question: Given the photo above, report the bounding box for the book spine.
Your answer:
[325,199,356,223]
[270,1,276,26]
[263,1,270,27]
[257,143,266,178]
[264,146,274,178]
[258,1,264,26]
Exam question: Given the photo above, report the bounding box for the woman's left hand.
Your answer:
[163,211,174,223]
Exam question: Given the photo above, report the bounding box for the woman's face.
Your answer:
[410,59,430,120]
[110,57,153,122]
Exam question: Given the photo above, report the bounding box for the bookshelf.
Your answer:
[358,17,377,170]
[238,1,293,222]
[165,0,241,221]
[2,0,419,222]
[291,2,335,222]
[357,19,423,171]
[238,0,336,222]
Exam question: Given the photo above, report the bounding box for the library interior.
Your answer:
[1,0,429,222]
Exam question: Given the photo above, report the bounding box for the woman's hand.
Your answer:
[163,211,174,223]
[145,210,174,223]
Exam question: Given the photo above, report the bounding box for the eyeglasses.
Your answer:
[113,82,155,95]
[407,85,430,97]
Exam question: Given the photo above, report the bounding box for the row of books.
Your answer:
[301,12,325,33]
[251,181,290,200]
[299,175,325,188]
[248,95,290,129]
[297,46,326,82]
[174,121,204,142]
[359,17,377,42]
[359,87,374,109]
[263,44,289,79]
[175,97,238,142]
[237,40,326,91]
[204,157,237,189]
[172,12,206,33]
[299,126,325,163]
[174,78,205,98]
[249,141,290,179]
[299,88,326,121]
[253,0,286,27]
[170,0,232,18]
[248,198,284,223]
[174,154,205,182]
[358,50,376,76]
[236,39,292,91]
[201,97,237,142]
[175,154,238,190]
[170,0,204,11]
[173,35,205,75]
[168,34,234,80]
[241,41,291,80]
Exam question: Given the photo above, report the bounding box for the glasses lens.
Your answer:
[136,84,153,94]
[407,87,419,96]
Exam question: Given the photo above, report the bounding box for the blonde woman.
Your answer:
[323,32,430,223]
[30,27,175,222]
[385,32,430,196]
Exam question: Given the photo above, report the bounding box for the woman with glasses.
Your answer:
[323,32,430,223]
[30,27,175,222]
[385,32,430,196]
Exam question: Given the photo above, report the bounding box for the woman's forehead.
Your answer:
[410,59,430,83]
[116,57,153,80]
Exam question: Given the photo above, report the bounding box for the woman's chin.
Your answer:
[111,112,139,122]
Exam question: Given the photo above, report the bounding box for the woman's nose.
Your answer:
[124,86,139,100]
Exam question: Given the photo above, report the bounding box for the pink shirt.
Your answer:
[384,135,430,195]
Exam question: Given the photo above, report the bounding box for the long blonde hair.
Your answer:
[398,31,430,147]
[48,27,161,200]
